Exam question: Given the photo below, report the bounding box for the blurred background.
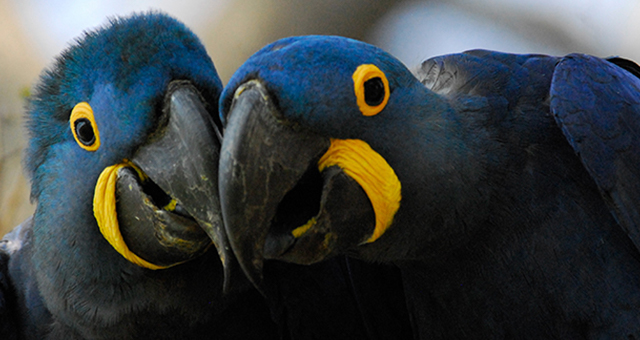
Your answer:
[2,0,639,236]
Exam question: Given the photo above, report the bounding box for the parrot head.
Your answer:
[25,13,240,320]
[218,36,475,288]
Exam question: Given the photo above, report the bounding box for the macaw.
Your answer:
[218,35,640,338]
[0,12,280,339]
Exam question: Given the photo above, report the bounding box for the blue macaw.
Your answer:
[217,35,640,338]
[0,12,281,339]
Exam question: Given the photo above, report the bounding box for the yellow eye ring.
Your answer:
[70,102,100,151]
[352,64,390,117]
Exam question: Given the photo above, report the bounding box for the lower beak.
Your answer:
[118,81,238,288]
[219,80,375,289]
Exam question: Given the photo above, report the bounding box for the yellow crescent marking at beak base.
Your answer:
[318,138,401,243]
[93,161,171,270]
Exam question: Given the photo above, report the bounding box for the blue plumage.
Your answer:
[26,13,221,200]
[551,54,640,241]
[221,36,420,139]
[219,36,640,338]
[1,12,278,339]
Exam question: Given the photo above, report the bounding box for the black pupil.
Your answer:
[75,118,95,146]
[364,77,385,106]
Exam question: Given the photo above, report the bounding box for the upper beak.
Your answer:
[123,81,238,289]
[218,80,375,290]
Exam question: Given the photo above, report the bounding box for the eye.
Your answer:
[70,102,101,151]
[75,119,95,145]
[364,77,385,106]
[352,64,390,116]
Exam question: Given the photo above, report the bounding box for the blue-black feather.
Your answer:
[551,53,640,250]
[222,35,640,338]
[26,12,221,201]
[3,12,278,339]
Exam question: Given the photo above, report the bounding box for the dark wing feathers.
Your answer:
[415,49,549,98]
[607,57,640,80]
[263,256,411,340]
[551,54,640,249]
[0,248,17,339]
[417,51,640,252]
[0,218,32,340]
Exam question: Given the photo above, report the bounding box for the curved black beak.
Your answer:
[121,81,238,289]
[219,80,375,290]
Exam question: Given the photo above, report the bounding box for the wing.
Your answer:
[263,256,412,340]
[343,257,412,340]
[550,54,640,249]
[0,248,16,339]
[0,218,32,340]
[413,49,557,99]
[264,257,370,339]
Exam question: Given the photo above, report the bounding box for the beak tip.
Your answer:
[221,257,266,296]
[243,255,266,292]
